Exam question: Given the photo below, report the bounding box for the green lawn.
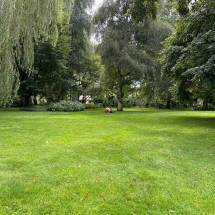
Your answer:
[0,108,215,215]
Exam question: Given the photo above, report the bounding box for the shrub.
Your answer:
[93,96,109,107]
[47,101,85,112]
[85,103,103,109]
[123,97,147,108]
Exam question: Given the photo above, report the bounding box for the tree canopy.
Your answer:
[161,0,215,109]
[94,0,172,111]
[0,0,72,106]
[18,13,72,106]
[69,0,102,100]
[127,0,159,23]
[1,0,215,110]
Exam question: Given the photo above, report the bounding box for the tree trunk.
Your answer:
[166,100,171,109]
[166,92,171,109]
[22,95,31,107]
[202,100,208,111]
[33,96,38,105]
[117,66,123,111]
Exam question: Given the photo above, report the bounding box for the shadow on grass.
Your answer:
[122,108,215,129]
[172,115,215,129]
[111,108,172,114]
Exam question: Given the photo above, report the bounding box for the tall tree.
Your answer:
[18,12,72,106]
[135,19,173,108]
[94,0,172,111]
[161,0,215,109]
[69,0,100,100]
[0,0,72,106]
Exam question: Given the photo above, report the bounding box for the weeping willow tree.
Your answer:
[0,0,73,106]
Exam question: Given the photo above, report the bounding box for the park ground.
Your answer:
[0,108,215,214]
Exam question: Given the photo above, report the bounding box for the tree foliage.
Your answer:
[0,0,72,106]
[69,0,102,100]
[127,0,159,23]
[94,0,172,110]
[157,0,179,25]
[161,1,215,108]
[18,12,72,106]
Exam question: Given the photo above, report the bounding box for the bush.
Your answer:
[46,101,85,112]
[123,97,147,108]
[85,103,103,109]
[93,96,109,107]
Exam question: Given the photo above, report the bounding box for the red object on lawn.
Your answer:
[105,107,111,113]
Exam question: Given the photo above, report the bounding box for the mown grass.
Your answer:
[0,108,215,215]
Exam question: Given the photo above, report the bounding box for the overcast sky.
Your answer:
[90,0,103,44]
[92,0,103,12]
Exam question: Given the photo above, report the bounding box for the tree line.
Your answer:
[0,0,214,110]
